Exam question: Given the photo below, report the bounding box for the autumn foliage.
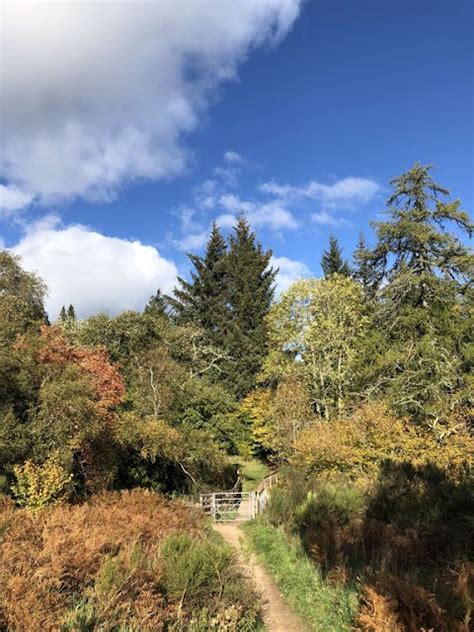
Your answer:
[0,489,260,631]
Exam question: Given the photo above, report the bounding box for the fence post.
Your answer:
[211,494,216,522]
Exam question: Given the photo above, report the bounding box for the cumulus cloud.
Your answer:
[261,176,381,209]
[11,217,178,319]
[1,0,300,212]
[219,193,298,230]
[271,255,311,294]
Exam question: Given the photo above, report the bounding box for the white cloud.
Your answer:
[0,185,34,215]
[271,255,311,294]
[261,176,381,209]
[306,177,381,207]
[215,213,237,230]
[174,230,209,252]
[219,193,298,230]
[11,216,178,319]
[224,150,244,164]
[311,210,350,226]
[1,1,300,211]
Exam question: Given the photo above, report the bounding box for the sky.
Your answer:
[1,0,473,319]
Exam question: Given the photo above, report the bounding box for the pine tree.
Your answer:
[321,235,350,278]
[144,289,168,318]
[224,216,276,397]
[352,233,378,296]
[168,222,228,346]
[59,306,67,322]
[67,304,76,320]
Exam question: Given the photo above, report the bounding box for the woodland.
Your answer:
[0,163,473,631]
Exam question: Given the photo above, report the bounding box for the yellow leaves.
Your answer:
[293,402,474,479]
[241,389,274,451]
[12,453,72,511]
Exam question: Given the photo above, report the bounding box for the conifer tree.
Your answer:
[352,233,378,296]
[168,222,228,347]
[371,163,473,421]
[321,235,350,278]
[144,289,168,318]
[224,216,276,397]
[59,306,67,322]
[67,304,76,320]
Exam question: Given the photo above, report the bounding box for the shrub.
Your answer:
[11,453,72,510]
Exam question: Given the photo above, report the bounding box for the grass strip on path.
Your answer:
[243,521,357,632]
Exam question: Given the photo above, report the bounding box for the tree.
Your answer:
[144,289,168,318]
[352,233,378,296]
[169,223,228,346]
[0,250,47,342]
[67,304,76,320]
[264,276,369,418]
[224,216,276,397]
[370,163,473,422]
[321,235,350,278]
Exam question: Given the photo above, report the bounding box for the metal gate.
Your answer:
[199,491,257,522]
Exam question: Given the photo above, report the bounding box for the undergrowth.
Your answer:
[0,489,261,631]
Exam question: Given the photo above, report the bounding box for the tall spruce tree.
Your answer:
[352,233,378,296]
[371,163,473,422]
[225,216,276,397]
[321,235,350,278]
[168,222,228,347]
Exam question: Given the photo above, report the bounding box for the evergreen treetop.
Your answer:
[321,235,350,278]
[168,222,228,343]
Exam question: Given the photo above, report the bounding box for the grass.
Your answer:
[230,457,271,492]
[243,520,357,632]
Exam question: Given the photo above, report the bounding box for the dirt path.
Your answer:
[214,522,306,632]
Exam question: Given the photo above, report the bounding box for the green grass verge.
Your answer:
[230,458,271,492]
[243,521,357,632]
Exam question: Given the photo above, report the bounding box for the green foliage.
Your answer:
[244,521,357,631]
[0,250,47,359]
[11,452,73,510]
[367,163,473,422]
[224,216,276,397]
[264,275,369,418]
[321,235,350,278]
[144,288,169,318]
[170,223,228,342]
[161,533,235,603]
[352,233,378,296]
[295,485,365,533]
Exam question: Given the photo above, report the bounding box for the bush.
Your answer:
[11,453,73,510]
[161,533,235,606]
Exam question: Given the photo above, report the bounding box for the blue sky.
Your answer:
[1,0,472,318]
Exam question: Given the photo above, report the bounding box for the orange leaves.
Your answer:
[36,325,124,413]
